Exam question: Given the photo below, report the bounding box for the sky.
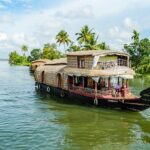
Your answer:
[0,0,150,58]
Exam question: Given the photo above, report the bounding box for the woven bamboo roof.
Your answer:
[35,64,135,79]
[60,66,135,78]
[31,59,51,64]
[36,65,66,73]
[67,50,129,57]
[45,58,67,65]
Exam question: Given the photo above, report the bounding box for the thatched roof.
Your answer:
[60,66,135,78]
[45,58,67,65]
[35,64,134,79]
[31,59,51,64]
[67,50,129,57]
[36,65,66,73]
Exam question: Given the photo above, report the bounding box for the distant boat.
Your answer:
[0,58,8,61]
[33,50,150,111]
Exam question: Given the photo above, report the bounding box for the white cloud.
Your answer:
[123,17,139,30]
[106,17,141,50]
[0,0,150,57]
[109,26,131,40]
[0,32,8,41]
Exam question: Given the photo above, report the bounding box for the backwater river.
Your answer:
[0,60,150,150]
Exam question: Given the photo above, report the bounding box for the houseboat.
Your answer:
[34,50,150,111]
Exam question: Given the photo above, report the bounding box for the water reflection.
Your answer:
[36,91,150,150]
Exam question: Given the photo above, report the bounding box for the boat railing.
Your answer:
[70,85,130,98]
[71,86,112,95]
[117,59,128,66]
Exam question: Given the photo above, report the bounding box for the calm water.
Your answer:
[0,61,150,150]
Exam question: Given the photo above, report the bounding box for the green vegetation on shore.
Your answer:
[9,25,150,75]
[124,30,150,74]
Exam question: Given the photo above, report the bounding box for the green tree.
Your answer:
[67,42,81,52]
[21,45,28,56]
[83,34,98,50]
[76,25,95,47]
[56,30,71,54]
[97,42,110,50]
[28,48,42,62]
[42,43,61,60]
[9,51,29,66]
[124,30,150,73]
[76,25,109,50]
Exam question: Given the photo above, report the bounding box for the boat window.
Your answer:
[77,57,85,68]
[117,56,128,66]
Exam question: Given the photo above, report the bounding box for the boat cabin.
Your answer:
[64,50,134,100]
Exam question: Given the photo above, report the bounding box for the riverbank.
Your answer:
[10,62,31,66]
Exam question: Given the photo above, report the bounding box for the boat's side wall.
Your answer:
[67,55,93,69]
[34,65,67,89]
[67,56,78,68]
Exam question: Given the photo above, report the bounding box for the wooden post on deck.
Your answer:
[82,77,84,88]
[122,78,125,97]
[73,76,75,89]
[95,81,98,99]
[126,79,128,88]
[122,78,124,86]
[82,77,85,93]
[108,77,111,90]
[118,77,120,84]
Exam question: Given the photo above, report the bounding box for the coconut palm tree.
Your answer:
[83,34,99,50]
[21,45,28,56]
[67,42,81,52]
[76,25,95,47]
[56,30,71,54]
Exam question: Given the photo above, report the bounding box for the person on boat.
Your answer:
[115,83,121,96]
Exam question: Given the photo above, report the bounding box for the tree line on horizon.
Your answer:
[9,25,150,74]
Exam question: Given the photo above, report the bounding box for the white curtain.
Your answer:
[92,55,100,69]
[92,77,100,83]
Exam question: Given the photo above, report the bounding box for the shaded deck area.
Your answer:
[67,76,139,102]
[68,86,139,101]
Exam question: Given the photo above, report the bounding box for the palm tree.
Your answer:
[67,42,81,52]
[97,42,110,50]
[83,34,99,50]
[76,25,95,47]
[56,30,71,54]
[21,45,28,56]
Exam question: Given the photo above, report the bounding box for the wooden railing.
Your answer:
[117,59,128,66]
[69,85,129,98]
[70,86,112,96]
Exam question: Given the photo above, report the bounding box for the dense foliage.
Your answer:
[27,48,42,62]
[9,51,30,66]
[124,30,150,74]
[75,25,109,50]
[42,43,62,59]
[9,43,62,65]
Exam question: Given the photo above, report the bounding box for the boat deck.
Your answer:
[68,86,139,101]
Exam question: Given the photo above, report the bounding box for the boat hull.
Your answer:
[35,82,150,111]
